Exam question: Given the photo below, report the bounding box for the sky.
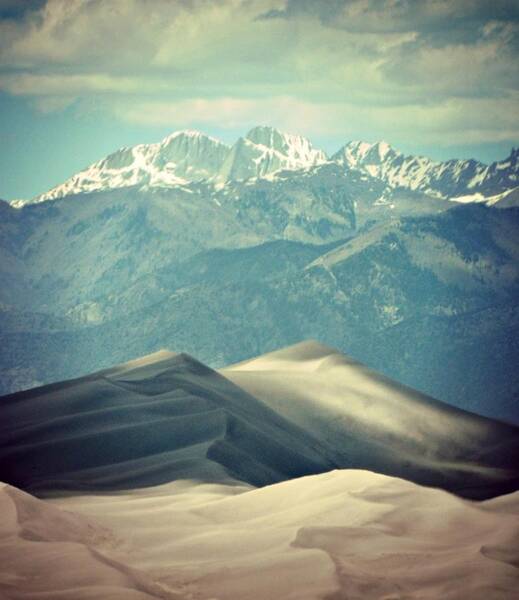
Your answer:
[0,0,518,201]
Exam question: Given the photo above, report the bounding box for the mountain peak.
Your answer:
[245,125,326,158]
[164,129,202,140]
[218,127,327,181]
[505,146,519,163]
[245,125,294,148]
[160,129,228,148]
[245,124,279,139]
[242,125,327,171]
[336,140,399,165]
[333,139,519,200]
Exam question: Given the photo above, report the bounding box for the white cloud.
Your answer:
[0,0,517,147]
[115,96,326,132]
[114,94,519,148]
[0,72,153,95]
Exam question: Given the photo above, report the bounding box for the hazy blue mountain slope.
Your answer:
[1,205,517,423]
[6,167,362,314]
[0,200,32,307]
[359,305,519,423]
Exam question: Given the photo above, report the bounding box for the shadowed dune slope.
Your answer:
[1,343,518,499]
[222,341,519,499]
[0,350,335,492]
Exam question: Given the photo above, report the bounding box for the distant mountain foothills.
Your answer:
[1,126,519,423]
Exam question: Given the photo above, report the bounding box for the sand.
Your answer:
[1,471,517,599]
[1,342,518,599]
[0,482,184,599]
[0,350,334,492]
[222,341,519,498]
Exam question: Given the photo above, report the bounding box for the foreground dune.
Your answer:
[2,470,519,599]
[0,482,184,599]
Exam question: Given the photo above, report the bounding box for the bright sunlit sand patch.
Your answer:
[1,470,517,599]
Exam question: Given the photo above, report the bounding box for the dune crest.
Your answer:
[0,350,334,492]
[222,340,519,499]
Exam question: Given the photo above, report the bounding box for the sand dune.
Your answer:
[0,482,186,599]
[1,343,518,499]
[222,341,519,499]
[1,343,518,598]
[2,470,517,600]
[0,350,335,492]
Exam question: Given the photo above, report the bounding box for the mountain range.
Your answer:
[14,125,518,207]
[1,126,519,424]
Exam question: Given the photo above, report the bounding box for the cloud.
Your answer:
[114,96,327,133]
[0,0,517,148]
[114,94,519,148]
[0,72,151,95]
[260,1,519,37]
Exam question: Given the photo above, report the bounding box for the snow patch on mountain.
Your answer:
[29,126,329,204]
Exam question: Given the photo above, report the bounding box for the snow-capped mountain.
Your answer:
[2,144,519,421]
[36,130,231,203]
[33,126,328,203]
[24,126,519,206]
[333,141,519,202]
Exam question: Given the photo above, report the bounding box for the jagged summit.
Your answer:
[31,126,328,203]
[218,126,327,181]
[334,140,396,164]
[33,129,231,203]
[245,125,328,164]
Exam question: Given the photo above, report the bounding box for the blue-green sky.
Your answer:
[1,0,518,201]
